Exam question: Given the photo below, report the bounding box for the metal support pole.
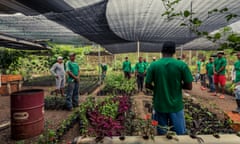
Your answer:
[180,45,183,59]
[137,41,140,58]
[98,45,101,84]
[189,50,192,65]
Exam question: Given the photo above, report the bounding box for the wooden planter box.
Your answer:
[0,74,23,96]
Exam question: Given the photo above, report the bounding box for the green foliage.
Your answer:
[38,121,56,144]
[98,97,119,119]
[48,43,91,67]
[78,97,96,135]
[103,73,136,95]
[0,48,26,74]
[113,60,122,71]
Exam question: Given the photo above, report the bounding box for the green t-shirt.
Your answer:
[101,65,107,72]
[234,60,240,83]
[206,62,214,76]
[214,57,227,75]
[197,61,201,72]
[66,61,80,82]
[144,61,149,68]
[146,57,193,113]
[135,62,146,73]
[122,61,131,72]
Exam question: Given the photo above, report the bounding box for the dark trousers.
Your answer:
[208,75,215,92]
[124,71,131,79]
[200,74,206,87]
[137,74,144,91]
[66,81,79,109]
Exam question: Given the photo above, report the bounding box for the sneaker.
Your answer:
[219,95,225,99]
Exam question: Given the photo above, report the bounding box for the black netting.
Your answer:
[0,0,240,52]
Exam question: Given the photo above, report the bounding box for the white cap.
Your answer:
[57,56,63,60]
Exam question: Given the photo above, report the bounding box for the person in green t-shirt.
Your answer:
[122,57,131,79]
[199,58,207,90]
[195,60,201,83]
[232,52,240,113]
[146,41,193,135]
[152,57,156,62]
[213,51,227,99]
[65,53,80,111]
[206,57,215,92]
[135,57,147,92]
[101,63,107,81]
[143,58,149,68]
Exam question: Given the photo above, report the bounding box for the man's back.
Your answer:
[146,57,193,113]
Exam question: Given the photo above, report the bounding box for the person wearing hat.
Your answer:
[50,56,66,97]
[65,53,80,111]
[152,57,156,62]
[213,51,227,99]
[122,56,131,79]
[145,41,193,135]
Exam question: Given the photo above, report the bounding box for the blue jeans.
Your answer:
[152,109,186,135]
[208,75,215,92]
[235,86,240,100]
[66,81,79,109]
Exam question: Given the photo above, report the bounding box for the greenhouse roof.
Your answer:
[0,0,240,53]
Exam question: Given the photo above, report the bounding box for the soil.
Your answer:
[0,86,73,144]
[0,82,238,143]
[187,83,237,120]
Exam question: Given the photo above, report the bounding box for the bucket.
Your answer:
[11,89,44,140]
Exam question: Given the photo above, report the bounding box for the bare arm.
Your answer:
[67,71,78,80]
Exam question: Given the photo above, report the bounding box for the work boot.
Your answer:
[232,99,240,113]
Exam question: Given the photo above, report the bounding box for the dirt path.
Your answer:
[187,83,237,120]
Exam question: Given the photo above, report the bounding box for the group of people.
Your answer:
[122,56,156,92]
[49,42,240,136]
[50,53,80,111]
[197,51,227,99]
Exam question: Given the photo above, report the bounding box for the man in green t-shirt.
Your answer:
[146,41,193,135]
[65,53,80,111]
[206,57,215,92]
[122,57,131,79]
[232,52,240,113]
[143,58,149,68]
[213,51,227,99]
[135,57,147,92]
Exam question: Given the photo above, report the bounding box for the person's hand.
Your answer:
[74,76,80,82]
[214,72,218,75]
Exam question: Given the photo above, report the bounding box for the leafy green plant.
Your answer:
[136,114,159,140]
[38,121,56,144]
[103,73,136,95]
[0,48,26,74]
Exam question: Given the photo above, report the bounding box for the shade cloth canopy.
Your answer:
[0,0,239,52]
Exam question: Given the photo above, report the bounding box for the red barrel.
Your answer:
[11,89,44,140]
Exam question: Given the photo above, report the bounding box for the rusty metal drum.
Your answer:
[11,89,44,140]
